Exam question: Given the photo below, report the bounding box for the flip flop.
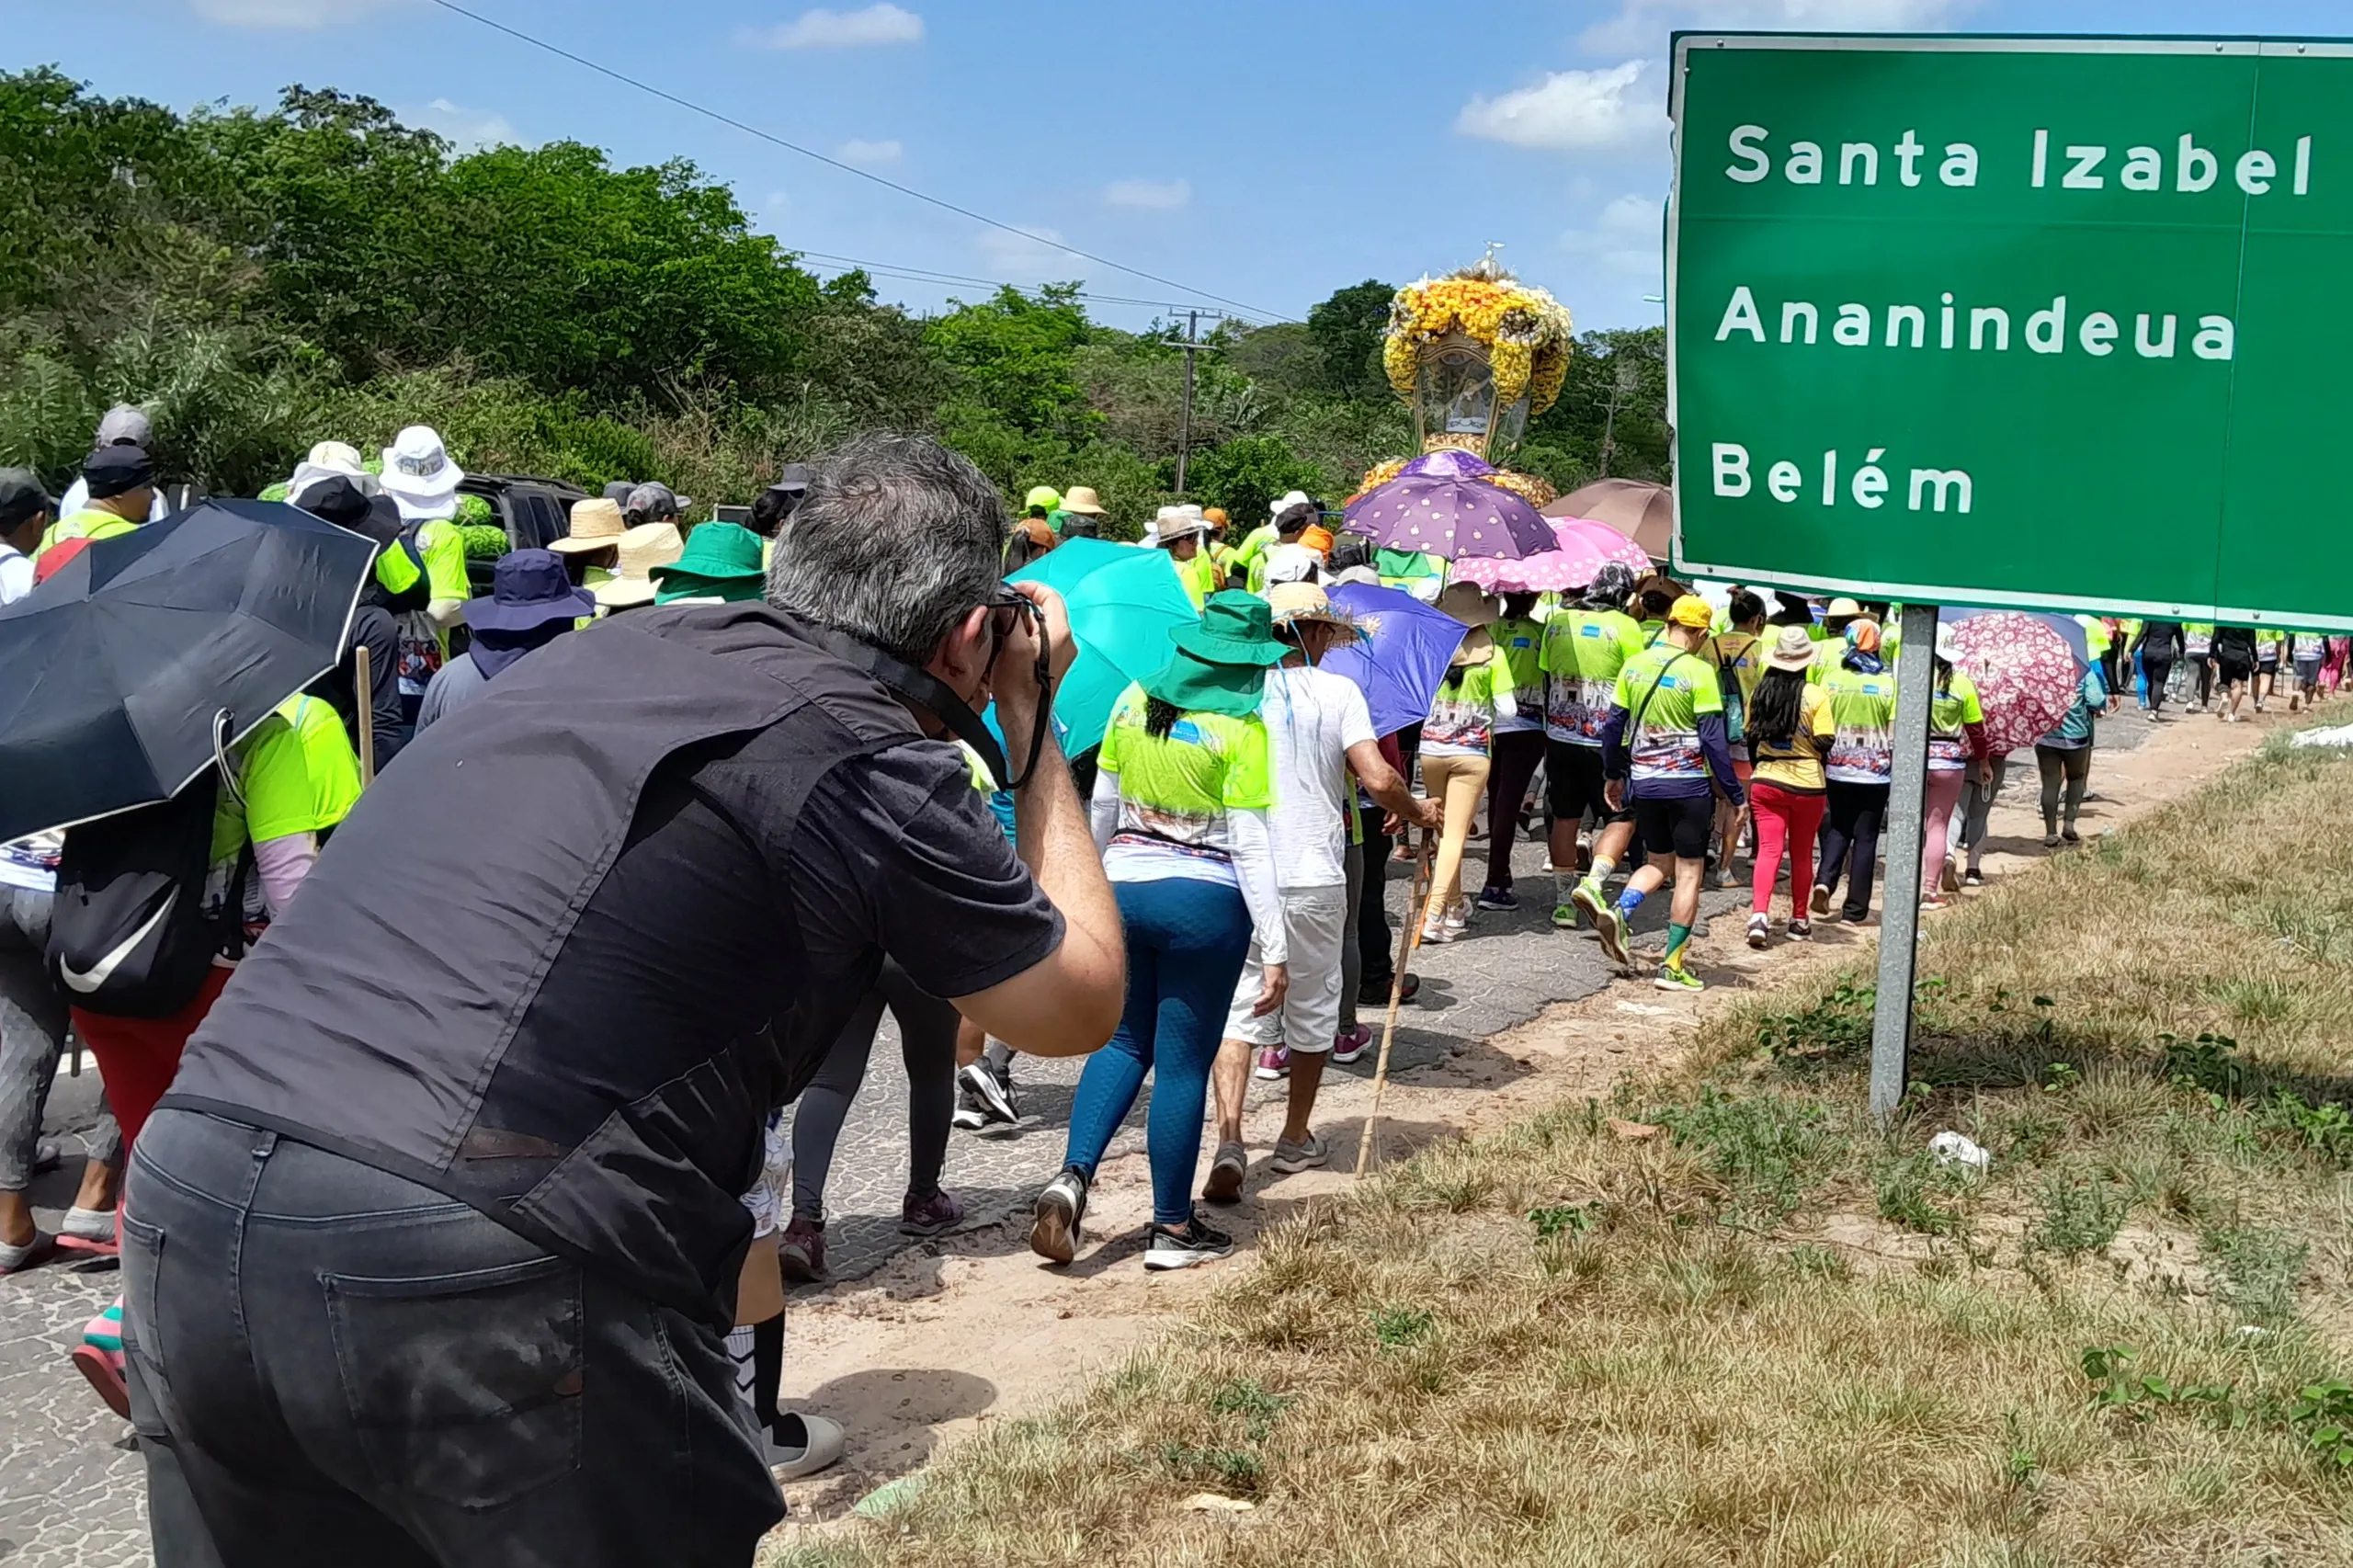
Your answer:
[71,1345,131,1420]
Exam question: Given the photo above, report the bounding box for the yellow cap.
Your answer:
[1669,594,1715,630]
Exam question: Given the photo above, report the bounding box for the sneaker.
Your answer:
[779,1215,826,1283]
[1745,913,1770,949]
[1592,903,1631,969]
[1270,1134,1330,1175]
[1358,972,1419,1007]
[2043,832,2062,848]
[1201,1141,1247,1204]
[1962,868,1985,889]
[956,1062,1018,1127]
[1940,856,1961,894]
[1331,1024,1372,1065]
[1921,896,1953,914]
[1419,918,1459,946]
[951,1085,987,1131]
[767,1412,847,1482]
[1551,902,1581,930]
[1444,898,1472,932]
[1030,1167,1089,1265]
[1475,885,1518,912]
[1254,1046,1290,1080]
[1786,918,1813,942]
[1568,877,1608,930]
[899,1187,964,1237]
[1654,963,1705,994]
[1143,1213,1234,1270]
[1809,884,1831,917]
[1711,862,1740,891]
[2062,827,2082,845]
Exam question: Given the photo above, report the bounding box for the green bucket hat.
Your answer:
[1142,591,1290,718]
[652,522,767,604]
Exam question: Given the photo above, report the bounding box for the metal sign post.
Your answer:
[1869,602,1938,1121]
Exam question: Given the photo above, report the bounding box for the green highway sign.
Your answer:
[1667,33,2353,628]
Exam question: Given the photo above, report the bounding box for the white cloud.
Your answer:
[1456,61,1664,153]
[835,139,904,167]
[742,4,924,50]
[1562,193,1665,282]
[1104,177,1191,211]
[191,0,403,26]
[976,227,1086,285]
[1581,0,1972,56]
[412,98,519,153]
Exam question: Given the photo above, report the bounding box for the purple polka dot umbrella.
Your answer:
[1341,474,1553,562]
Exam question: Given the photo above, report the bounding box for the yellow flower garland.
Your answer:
[1384,266,1575,418]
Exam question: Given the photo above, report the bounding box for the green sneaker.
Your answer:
[1654,962,1705,994]
[1550,902,1581,930]
[1592,903,1632,969]
[1568,877,1608,929]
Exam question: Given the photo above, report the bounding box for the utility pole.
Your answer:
[1598,355,1640,478]
[1174,308,1202,496]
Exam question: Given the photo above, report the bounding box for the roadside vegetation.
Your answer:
[782,733,2353,1566]
[1,70,1670,518]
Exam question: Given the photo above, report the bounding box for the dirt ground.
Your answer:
[767,702,2279,1532]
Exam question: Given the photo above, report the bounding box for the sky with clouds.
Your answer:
[20,0,2353,332]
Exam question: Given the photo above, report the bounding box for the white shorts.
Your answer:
[1223,883,1348,1051]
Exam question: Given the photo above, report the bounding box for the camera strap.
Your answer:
[806,628,1048,791]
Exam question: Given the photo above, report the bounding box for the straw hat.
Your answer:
[1060,485,1106,517]
[1152,504,1211,545]
[551,496,629,554]
[1436,582,1499,628]
[1265,581,1367,641]
[591,522,685,608]
[1450,626,1495,667]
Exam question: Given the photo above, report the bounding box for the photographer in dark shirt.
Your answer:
[126,434,1122,1568]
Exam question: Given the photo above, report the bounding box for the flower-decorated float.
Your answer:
[1343,254,1587,592]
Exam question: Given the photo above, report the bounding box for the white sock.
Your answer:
[63,1207,116,1243]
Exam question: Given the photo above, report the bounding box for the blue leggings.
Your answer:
[1063,875,1253,1228]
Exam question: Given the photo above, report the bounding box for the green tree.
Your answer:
[1184,434,1330,528]
[925,285,1097,440]
[1305,278,1396,402]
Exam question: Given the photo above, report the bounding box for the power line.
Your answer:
[797,250,1261,322]
[422,0,1293,324]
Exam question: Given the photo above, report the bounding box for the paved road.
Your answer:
[0,714,2164,1564]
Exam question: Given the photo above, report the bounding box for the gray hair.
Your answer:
[767,432,1008,666]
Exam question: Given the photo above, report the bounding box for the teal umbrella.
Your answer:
[1010,540,1198,754]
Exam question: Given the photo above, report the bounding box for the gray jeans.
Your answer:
[125,1108,784,1567]
[0,888,120,1192]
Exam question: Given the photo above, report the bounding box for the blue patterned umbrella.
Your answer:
[1318,582,1470,738]
[1341,474,1552,561]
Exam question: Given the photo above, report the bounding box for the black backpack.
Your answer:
[47,771,245,1019]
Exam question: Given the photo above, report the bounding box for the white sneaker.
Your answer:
[1745,913,1771,949]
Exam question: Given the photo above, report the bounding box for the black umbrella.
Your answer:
[0,499,376,841]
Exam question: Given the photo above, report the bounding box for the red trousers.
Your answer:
[1749,780,1826,921]
[72,965,232,1155]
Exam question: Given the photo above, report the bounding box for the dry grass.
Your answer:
[777,737,2353,1567]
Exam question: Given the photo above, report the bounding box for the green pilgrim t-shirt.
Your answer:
[1927,669,1985,772]
[1610,642,1721,795]
[210,695,364,862]
[1097,683,1272,887]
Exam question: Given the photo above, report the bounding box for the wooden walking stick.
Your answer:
[354,642,376,786]
[1356,837,1437,1176]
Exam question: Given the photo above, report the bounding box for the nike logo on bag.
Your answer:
[55,895,176,994]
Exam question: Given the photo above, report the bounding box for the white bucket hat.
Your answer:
[380,425,465,521]
[1262,542,1321,586]
[1151,504,1211,548]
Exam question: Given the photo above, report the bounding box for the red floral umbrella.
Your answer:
[1447,517,1651,594]
[1948,611,2078,756]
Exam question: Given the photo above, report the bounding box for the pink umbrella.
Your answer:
[1448,516,1652,594]
[1949,612,2078,756]
[1542,478,1672,561]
